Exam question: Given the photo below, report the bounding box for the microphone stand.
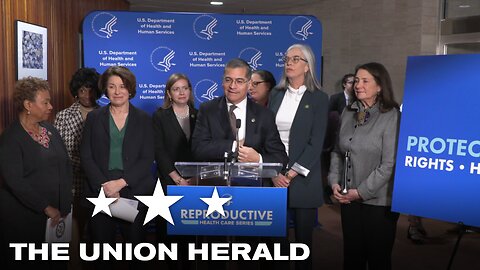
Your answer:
[223,151,230,186]
[341,151,350,195]
[228,119,241,187]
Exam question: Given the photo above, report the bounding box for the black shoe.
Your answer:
[407,225,425,244]
[416,223,427,236]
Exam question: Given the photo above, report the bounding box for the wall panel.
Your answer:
[0,0,129,133]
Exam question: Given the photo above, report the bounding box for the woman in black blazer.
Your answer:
[0,77,72,268]
[269,44,328,270]
[152,73,197,270]
[153,73,197,187]
[80,66,154,269]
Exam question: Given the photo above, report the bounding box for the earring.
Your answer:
[27,110,31,115]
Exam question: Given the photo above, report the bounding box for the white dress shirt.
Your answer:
[275,85,307,156]
[344,90,350,106]
[227,97,262,162]
[227,97,247,142]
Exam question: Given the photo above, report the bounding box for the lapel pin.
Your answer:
[305,104,310,109]
[251,118,256,123]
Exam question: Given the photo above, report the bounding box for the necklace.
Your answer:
[21,121,50,148]
[174,106,189,120]
[356,101,376,126]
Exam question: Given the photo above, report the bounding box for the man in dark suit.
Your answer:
[329,73,355,115]
[191,58,288,269]
[192,58,288,168]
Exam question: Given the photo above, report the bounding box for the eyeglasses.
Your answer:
[223,77,249,86]
[251,81,265,87]
[171,86,190,92]
[282,56,308,64]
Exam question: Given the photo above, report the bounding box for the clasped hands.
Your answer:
[102,178,128,198]
[272,170,298,188]
[331,184,361,204]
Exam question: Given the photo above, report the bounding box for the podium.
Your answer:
[174,161,283,186]
[167,161,287,237]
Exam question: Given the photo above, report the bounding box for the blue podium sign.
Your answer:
[392,54,480,227]
[82,11,322,114]
[167,186,287,236]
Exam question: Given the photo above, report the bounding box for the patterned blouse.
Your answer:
[54,102,94,198]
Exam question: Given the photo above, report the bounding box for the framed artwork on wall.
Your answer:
[15,20,48,80]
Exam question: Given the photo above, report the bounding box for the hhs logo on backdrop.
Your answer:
[289,16,314,41]
[194,79,219,103]
[239,47,263,71]
[91,12,119,39]
[150,46,176,72]
[193,15,219,40]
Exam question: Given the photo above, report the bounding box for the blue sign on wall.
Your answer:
[167,186,287,236]
[392,54,480,227]
[82,11,322,114]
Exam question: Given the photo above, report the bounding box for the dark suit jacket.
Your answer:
[153,106,197,188]
[0,120,72,243]
[269,87,329,208]
[192,96,288,166]
[329,91,347,115]
[80,104,154,204]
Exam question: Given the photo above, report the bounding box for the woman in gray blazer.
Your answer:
[328,62,400,270]
[269,44,329,270]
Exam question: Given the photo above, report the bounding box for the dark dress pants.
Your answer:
[341,202,399,270]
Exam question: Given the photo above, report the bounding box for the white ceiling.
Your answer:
[127,0,319,13]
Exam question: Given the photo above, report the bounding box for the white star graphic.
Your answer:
[135,179,183,225]
[200,187,232,217]
[87,186,117,217]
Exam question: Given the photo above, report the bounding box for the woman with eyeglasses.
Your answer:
[248,69,276,107]
[152,73,197,270]
[328,62,400,270]
[268,43,329,270]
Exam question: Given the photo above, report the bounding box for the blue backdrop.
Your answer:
[82,11,322,114]
[392,54,480,227]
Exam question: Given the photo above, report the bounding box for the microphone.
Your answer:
[232,119,241,162]
[236,119,241,130]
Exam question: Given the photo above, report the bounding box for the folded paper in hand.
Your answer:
[102,197,139,223]
[45,211,72,243]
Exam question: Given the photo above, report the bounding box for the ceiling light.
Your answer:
[458,4,471,8]
[210,1,223,5]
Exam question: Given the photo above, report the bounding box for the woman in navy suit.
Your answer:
[80,66,154,269]
[153,73,197,270]
[269,44,329,270]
